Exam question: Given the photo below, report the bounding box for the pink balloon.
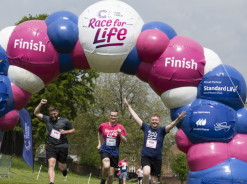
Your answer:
[70,40,90,70]
[7,20,60,84]
[136,29,170,63]
[187,142,229,171]
[0,110,19,131]
[148,36,206,96]
[11,82,32,110]
[229,134,247,163]
[136,62,154,83]
[175,129,193,153]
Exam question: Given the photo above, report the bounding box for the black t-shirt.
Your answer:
[43,115,74,148]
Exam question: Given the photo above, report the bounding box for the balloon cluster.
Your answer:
[0,0,247,183]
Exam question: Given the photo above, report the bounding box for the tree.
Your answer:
[13,14,99,150]
[170,153,188,184]
[15,14,49,25]
[70,73,175,168]
[24,70,99,149]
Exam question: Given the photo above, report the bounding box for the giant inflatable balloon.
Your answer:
[0,0,246,183]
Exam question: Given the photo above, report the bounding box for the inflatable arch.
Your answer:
[0,1,247,183]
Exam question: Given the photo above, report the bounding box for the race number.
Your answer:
[106,138,116,146]
[50,129,61,140]
[146,139,157,149]
[122,162,126,170]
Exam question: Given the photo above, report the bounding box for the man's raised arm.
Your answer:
[124,98,143,127]
[34,99,47,121]
[165,111,186,133]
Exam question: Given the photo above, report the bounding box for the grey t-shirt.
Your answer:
[43,115,74,148]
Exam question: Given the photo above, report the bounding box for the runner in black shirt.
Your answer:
[34,99,75,184]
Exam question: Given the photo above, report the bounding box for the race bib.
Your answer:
[50,129,61,140]
[122,162,126,170]
[146,139,157,149]
[106,138,116,146]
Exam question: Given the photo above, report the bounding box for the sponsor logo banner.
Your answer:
[189,103,235,141]
[81,6,134,55]
[19,108,33,170]
[199,76,240,99]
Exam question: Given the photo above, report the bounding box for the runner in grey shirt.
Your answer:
[34,99,75,184]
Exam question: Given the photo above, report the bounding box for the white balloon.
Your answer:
[0,26,16,51]
[78,0,144,73]
[161,87,197,109]
[204,47,223,74]
[8,65,45,94]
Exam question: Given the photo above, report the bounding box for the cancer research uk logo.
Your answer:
[24,140,32,151]
[98,10,107,19]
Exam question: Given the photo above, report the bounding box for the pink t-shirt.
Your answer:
[118,160,128,172]
[99,122,127,156]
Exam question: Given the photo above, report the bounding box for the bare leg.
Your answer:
[143,166,151,184]
[48,158,56,183]
[151,176,158,184]
[57,162,67,172]
[123,178,126,184]
[102,158,110,180]
[107,167,115,184]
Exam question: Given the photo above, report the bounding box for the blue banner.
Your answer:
[19,108,33,170]
[189,102,235,141]
[197,64,246,110]
[199,76,240,100]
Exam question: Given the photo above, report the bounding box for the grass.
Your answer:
[0,156,137,184]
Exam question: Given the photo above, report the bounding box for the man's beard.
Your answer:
[50,116,58,121]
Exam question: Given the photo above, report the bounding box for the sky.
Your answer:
[1,0,247,83]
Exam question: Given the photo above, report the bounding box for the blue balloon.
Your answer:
[120,46,141,75]
[181,99,236,144]
[197,64,246,111]
[47,19,78,53]
[0,46,9,76]
[170,104,191,129]
[141,21,177,40]
[45,11,78,26]
[0,76,15,118]
[236,107,247,134]
[59,53,74,74]
[187,158,247,183]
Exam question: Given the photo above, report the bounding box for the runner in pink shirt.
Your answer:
[118,156,128,184]
[97,109,127,184]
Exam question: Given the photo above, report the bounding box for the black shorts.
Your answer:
[46,144,68,164]
[138,177,143,181]
[141,157,162,177]
[100,152,119,168]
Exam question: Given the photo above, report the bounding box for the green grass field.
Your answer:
[0,156,136,184]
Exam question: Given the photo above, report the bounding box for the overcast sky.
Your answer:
[1,0,247,83]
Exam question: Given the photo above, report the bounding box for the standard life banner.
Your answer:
[200,76,240,99]
[19,108,33,170]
